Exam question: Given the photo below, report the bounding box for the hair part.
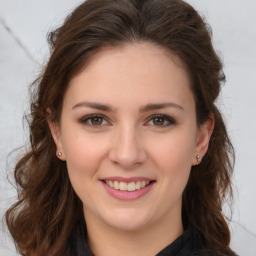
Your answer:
[6,0,235,255]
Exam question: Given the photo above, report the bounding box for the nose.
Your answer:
[108,125,147,169]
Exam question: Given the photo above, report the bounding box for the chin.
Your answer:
[103,208,152,232]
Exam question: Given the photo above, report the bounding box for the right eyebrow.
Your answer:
[72,101,116,112]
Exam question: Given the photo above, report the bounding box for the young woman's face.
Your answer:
[50,43,211,232]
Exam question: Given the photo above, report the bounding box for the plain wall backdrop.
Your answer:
[0,0,256,255]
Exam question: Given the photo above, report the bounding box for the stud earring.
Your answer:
[196,155,201,165]
[58,152,62,156]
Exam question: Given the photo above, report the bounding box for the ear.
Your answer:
[193,113,215,165]
[47,108,66,161]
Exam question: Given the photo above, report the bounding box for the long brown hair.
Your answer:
[6,0,235,255]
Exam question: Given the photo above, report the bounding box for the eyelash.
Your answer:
[146,114,176,127]
[79,114,176,128]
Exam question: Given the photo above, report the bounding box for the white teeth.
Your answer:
[114,181,120,189]
[119,182,128,191]
[109,180,114,188]
[135,181,141,190]
[105,180,151,191]
[127,182,136,191]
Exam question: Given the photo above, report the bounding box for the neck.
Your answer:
[84,210,183,256]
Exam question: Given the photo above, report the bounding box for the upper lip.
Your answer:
[100,176,155,183]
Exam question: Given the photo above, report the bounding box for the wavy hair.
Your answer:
[6,0,235,255]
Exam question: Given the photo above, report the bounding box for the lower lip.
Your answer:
[102,181,155,200]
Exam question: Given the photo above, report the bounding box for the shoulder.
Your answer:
[198,252,239,256]
[157,226,238,256]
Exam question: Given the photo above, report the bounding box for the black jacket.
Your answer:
[66,220,238,256]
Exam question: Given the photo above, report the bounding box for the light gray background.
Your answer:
[0,0,255,255]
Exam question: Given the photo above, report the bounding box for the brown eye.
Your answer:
[146,114,176,127]
[153,117,165,125]
[91,117,103,125]
[80,114,108,127]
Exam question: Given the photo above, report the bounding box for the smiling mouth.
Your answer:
[102,180,155,192]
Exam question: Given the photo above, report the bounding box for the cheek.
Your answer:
[149,131,196,169]
[61,131,109,202]
[147,130,196,195]
[164,140,194,194]
[62,130,108,177]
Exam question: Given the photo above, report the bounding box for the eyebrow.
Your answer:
[71,101,184,112]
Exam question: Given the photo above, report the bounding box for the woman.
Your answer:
[5,0,237,255]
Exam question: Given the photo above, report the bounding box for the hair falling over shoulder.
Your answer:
[6,0,236,255]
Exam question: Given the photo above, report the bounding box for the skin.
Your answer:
[49,42,214,256]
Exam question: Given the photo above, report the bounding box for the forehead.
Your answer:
[64,42,194,111]
[77,42,188,82]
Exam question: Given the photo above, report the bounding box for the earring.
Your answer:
[196,155,201,165]
[58,152,62,156]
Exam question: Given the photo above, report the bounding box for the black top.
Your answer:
[66,220,237,256]
[156,227,203,256]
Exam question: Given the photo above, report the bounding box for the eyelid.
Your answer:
[145,114,176,127]
[79,113,176,128]
[79,113,110,127]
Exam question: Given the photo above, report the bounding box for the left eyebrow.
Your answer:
[71,101,184,112]
[139,103,184,112]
